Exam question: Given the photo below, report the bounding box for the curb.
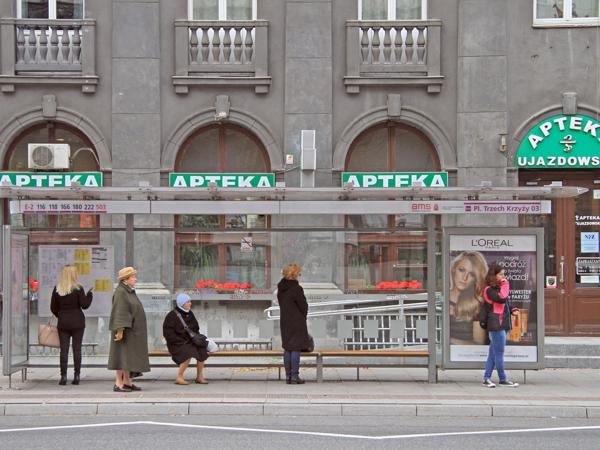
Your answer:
[1,402,598,419]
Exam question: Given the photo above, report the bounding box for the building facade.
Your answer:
[0,0,598,354]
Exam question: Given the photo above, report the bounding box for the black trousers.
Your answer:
[58,328,85,376]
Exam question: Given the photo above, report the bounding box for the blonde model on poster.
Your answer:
[449,251,488,345]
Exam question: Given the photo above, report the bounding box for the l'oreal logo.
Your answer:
[470,238,513,249]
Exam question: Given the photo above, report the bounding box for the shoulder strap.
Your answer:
[174,310,196,339]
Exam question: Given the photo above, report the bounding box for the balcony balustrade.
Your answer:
[345,20,443,94]
[173,20,271,94]
[0,18,97,93]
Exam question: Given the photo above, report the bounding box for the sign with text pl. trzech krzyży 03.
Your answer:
[516,114,600,168]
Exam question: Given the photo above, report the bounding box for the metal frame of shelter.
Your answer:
[0,184,587,384]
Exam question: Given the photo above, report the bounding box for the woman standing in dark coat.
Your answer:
[277,263,310,384]
[108,266,150,392]
[50,265,93,386]
[163,293,209,385]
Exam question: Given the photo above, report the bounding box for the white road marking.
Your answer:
[0,421,600,441]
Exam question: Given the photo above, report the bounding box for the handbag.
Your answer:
[302,334,315,353]
[206,338,219,353]
[175,311,207,349]
[38,320,60,348]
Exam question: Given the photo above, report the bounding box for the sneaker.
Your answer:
[499,380,519,387]
[482,379,496,388]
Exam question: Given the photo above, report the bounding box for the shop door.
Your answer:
[521,172,600,335]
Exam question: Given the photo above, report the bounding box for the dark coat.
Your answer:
[50,286,92,331]
[277,278,310,351]
[480,280,517,332]
[163,308,208,364]
[107,282,150,373]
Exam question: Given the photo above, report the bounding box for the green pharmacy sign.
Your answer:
[516,114,600,168]
[342,172,448,188]
[0,172,103,187]
[170,173,275,188]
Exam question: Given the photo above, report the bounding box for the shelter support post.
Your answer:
[126,214,134,267]
[427,214,438,383]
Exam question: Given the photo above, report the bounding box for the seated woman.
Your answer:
[162,293,209,385]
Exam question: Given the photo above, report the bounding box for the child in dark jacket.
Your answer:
[480,264,519,388]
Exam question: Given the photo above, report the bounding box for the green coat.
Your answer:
[107,282,150,372]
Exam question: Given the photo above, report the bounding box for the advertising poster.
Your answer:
[38,245,114,317]
[448,234,538,364]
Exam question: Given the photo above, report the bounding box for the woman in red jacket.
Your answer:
[480,264,519,388]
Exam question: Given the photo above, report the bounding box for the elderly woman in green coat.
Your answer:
[108,266,150,392]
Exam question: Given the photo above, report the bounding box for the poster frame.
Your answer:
[442,227,545,370]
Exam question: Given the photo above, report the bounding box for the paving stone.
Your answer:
[342,404,416,416]
[189,403,264,415]
[5,403,97,416]
[493,405,587,418]
[417,404,492,417]
[264,403,341,416]
[96,403,188,415]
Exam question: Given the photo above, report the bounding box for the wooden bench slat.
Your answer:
[320,351,429,357]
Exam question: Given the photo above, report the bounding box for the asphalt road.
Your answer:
[1,415,599,449]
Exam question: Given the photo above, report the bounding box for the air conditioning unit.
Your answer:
[28,143,70,170]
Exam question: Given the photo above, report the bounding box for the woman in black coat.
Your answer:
[163,293,209,385]
[50,265,93,386]
[277,263,311,384]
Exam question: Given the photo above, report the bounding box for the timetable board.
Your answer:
[38,245,115,317]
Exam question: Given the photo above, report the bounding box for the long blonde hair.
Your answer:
[450,252,488,321]
[57,265,80,296]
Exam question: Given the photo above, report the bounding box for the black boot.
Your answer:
[290,376,305,384]
[286,377,292,384]
[59,375,67,386]
[72,374,80,385]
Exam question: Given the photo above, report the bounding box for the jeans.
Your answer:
[58,328,85,376]
[484,329,507,382]
[283,350,300,378]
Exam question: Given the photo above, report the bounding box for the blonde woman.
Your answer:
[277,263,311,384]
[50,265,93,386]
[449,251,488,345]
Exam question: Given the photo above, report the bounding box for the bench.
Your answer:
[148,349,430,382]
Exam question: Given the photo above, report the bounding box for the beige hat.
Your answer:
[118,266,137,281]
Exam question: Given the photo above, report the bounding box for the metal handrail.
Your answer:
[264,294,442,320]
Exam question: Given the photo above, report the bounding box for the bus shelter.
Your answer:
[0,184,586,384]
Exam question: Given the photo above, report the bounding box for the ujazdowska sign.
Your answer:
[516,114,600,168]
[0,172,102,187]
[170,173,274,188]
[342,172,448,188]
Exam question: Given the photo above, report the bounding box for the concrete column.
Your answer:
[283,0,333,187]
[111,0,163,281]
[456,0,511,226]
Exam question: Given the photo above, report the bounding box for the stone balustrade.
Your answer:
[173,20,271,94]
[0,18,97,93]
[345,20,443,94]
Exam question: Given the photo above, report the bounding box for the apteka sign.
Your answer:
[516,114,600,168]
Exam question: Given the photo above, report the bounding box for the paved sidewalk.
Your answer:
[1,362,599,419]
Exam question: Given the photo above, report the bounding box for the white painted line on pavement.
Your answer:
[1,421,600,441]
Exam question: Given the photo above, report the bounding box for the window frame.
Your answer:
[533,0,600,27]
[188,0,258,20]
[358,0,428,20]
[16,0,86,19]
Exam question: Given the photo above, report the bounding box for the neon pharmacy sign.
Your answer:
[342,172,448,188]
[170,173,275,188]
[516,114,600,168]
[0,172,102,187]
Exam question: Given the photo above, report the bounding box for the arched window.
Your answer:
[175,124,271,290]
[4,122,100,241]
[344,121,440,292]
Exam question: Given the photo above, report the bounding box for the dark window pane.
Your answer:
[228,0,252,19]
[346,127,388,172]
[57,0,84,19]
[21,0,49,18]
